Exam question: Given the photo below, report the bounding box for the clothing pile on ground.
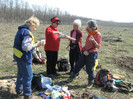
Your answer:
[32,73,71,99]
[95,69,133,93]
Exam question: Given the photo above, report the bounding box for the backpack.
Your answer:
[95,69,112,86]
[32,73,52,90]
[115,81,133,93]
[57,58,71,71]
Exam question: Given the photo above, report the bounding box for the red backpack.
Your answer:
[95,69,112,86]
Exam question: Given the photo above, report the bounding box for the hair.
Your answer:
[73,19,82,28]
[25,16,40,27]
[87,20,98,30]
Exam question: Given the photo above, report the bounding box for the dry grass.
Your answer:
[0,23,133,99]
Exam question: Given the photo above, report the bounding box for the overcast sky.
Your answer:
[24,0,133,23]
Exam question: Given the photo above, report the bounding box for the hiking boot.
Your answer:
[24,95,38,99]
[15,92,23,98]
[87,83,93,89]
[66,72,71,75]
[65,77,74,83]
[87,80,94,89]
[53,73,60,76]
[47,74,54,78]
[65,72,76,83]
[17,92,23,96]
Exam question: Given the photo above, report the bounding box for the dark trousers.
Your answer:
[69,48,81,72]
[46,51,58,75]
[73,52,97,81]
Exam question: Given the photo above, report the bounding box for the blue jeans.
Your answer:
[73,52,97,81]
[15,59,33,96]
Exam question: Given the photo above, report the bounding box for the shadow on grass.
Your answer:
[0,76,17,80]
[0,90,18,99]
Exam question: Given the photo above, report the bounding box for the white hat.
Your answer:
[73,19,82,28]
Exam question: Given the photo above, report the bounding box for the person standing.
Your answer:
[44,17,63,76]
[66,19,83,74]
[13,16,45,99]
[66,20,102,88]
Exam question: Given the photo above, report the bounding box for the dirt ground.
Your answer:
[113,56,133,71]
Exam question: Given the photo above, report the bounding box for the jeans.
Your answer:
[73,52,97,81]
[15,59,33,96]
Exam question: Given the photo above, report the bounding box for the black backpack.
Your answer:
[57,58,71,71]
[32,73,44,90]
[95,69,112,86]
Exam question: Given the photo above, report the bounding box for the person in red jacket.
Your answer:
[44,17,64,76]
[66,19,83,74]
[66,20,102,88]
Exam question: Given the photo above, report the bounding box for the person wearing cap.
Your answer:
[66,20,102,88]
[44,17,64,76]
[66,19,83,74]
[13,16,45,99]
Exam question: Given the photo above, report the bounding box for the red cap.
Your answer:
[51,17,59,23]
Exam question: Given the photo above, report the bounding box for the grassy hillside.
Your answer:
[0,23,133,99]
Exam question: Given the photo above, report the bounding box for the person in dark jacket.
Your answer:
[13,16,45,99]
[66,19,83,74]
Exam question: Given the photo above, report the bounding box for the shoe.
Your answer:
[87,83,93,89]
[24,95,38,99]
[65,72,77,83]
[87,81,94,89]
[65,77,74,83]
[53,73,60,76]
[66,72,71,75]
[15,92,23,98]
[17,92,23,96]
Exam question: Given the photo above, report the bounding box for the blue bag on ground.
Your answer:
[32,73,52,90]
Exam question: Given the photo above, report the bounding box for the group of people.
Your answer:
[13,16,102,99]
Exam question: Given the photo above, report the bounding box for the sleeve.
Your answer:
[22,35,33,51]
[76,30,83,44]
[46,27,53,36]
[95,33,102,45]
[32,48,39,59]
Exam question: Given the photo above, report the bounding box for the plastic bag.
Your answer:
[40,74,52,89]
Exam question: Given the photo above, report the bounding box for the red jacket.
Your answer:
[70,29,83,51]
[44,25,60,52]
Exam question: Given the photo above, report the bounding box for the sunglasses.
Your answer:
[54,22,60,25]
[54,20,61,25]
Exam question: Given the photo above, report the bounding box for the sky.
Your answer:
[23,0,133,23]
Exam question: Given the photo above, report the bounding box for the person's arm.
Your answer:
[53,31,62,35]
[89,35,101,49]
[22,36,45,51]
[22,35,33,51]
[65,35,76,41]
[66,42,70,51]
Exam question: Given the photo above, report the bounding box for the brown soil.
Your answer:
[113,56,133,71]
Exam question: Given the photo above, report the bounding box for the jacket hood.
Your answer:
[18,25,29,30]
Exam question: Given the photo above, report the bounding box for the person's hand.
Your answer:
[89,35,95,42]
[34,40,45,47]
[83,51,89,56]
[66,46,70,51]
[58,32,64,37]
[40,40,46,46]
[38,58,42,62]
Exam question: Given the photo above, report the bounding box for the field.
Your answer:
[0,23,133,99]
